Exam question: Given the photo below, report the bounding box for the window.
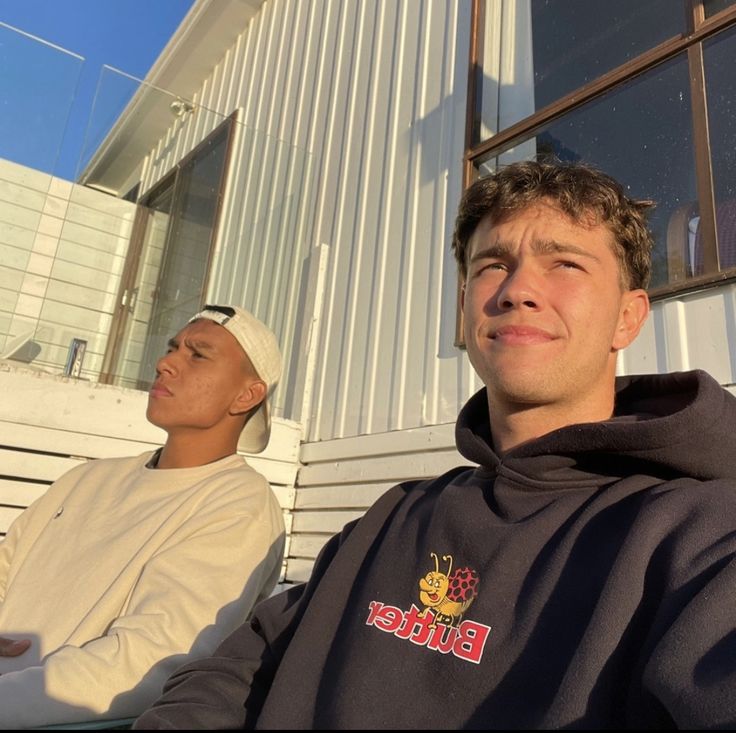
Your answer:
[100,115,234,389]
[464,0,736,298]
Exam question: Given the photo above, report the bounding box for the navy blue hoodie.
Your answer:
[135,369,736,729]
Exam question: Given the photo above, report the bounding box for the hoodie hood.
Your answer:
[456,369,736,484]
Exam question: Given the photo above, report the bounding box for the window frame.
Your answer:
[458,1,736,344]
[99,112,236,386]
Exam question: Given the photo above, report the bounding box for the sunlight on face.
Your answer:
[462,202,647,419]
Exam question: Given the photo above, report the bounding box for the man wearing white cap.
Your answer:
[0,304,286,729]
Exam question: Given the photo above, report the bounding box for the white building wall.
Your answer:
[134,0,736,448]
[622,283,736,387]
[0,158,136,377]
[137,0,477,442]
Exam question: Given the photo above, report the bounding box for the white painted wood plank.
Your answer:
[281,511,293,535]
[0,448,86,482]
[294,482,393,510]
[245,457,298,488]
[291,509,364,534]
[269,485,295,512]
[0,421,161,459]
[288,533,333,560]
[300,422,457,463]
[0,478,48,506]
[243,418,302,463]
[0,368,301,456]
[298,447,470,487]
[682,290,733,384]
[284,557,319,584]
[1,477,292,519]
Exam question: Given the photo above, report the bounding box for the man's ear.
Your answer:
[612,288,650,351]
[230,379,267,416]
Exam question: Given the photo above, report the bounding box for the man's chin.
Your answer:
[145,407,165,429]
[487,375,559,407]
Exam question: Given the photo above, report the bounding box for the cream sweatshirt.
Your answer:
[0,451,285,728]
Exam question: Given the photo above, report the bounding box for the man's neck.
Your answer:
[489,397,615,456]
[155,434,239,469]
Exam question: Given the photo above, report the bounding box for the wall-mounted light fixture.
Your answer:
[170,97,195,117]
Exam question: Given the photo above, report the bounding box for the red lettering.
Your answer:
[365,601,491,664]
[453,620,491,664]
[365,600,384,626]
[426,620,457,653]
[373,605,402,633]
[395,604,434,646]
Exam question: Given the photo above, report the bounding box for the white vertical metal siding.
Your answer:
[136,0,477,442]
[136,0,736,447]
[621,284,736,385]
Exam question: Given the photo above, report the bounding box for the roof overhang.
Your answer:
[78,0,263,195]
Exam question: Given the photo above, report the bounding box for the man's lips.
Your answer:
[491,325,555,344]
[149,383,173,397]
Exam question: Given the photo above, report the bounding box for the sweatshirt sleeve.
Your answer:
[0,493,285,728]
[132,524,350,730]
[0,477,62,603]
[133,480,412,730]
[1,461,94,603]
[636,484,736,728]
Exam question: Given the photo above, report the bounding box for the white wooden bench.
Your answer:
[0,365,474,588]
[0,365,301,585]
[288,423,469,582]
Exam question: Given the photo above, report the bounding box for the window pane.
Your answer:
[476,53,696,290]
[136,130,229,388]
[476,0,685,142]
[704,0,736,17]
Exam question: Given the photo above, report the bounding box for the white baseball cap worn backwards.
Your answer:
[188,304,282,454]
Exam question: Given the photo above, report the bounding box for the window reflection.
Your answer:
[704,0,736,18]
[476,0,684,142]
[476,54,695,289]
[469,0,736,293]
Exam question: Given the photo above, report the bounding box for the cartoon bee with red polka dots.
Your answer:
[418,552,479,628]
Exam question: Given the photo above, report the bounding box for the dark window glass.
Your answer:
[704,0,736,18]
[530,0,684,109]
[476,53,696,289]
[137,131,229,388]
[467,0,736,297]
[101,118,233,389]
[475,0,684,142]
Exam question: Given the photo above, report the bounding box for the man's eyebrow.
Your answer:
[534,239,601,261]
[183,337,218,353]
[167,336,217,353]
[469,239,601,262]
[469,242,513,263]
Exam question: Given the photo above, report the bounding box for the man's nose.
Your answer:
[496,264,542,311]
[155,351,178,376]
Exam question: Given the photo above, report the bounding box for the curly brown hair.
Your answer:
[452,160,654,289]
